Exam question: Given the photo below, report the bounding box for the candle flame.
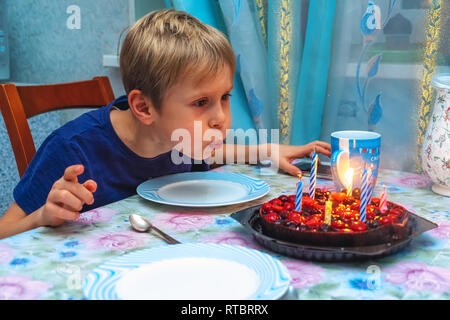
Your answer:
[344,168,354,197]
[344,168,354,186]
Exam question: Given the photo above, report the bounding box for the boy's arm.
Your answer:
[0,202,43,239]
[0,164,97,240]
[215,143,267,165]
[212,141,331,176]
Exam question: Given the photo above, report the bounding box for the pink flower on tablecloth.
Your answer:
[151,212,215,232]
[384,261,450,293]
[0,243,14,264]
[74,207,118,225]
[387,174,432,188]
[428,221,450,239]
[282,259,324,288]
[0,275,51,300]
[201,231,262,250]
[83,231,148,251]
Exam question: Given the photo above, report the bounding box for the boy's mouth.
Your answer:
[207,139,224,151]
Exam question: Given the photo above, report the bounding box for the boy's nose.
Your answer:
[208,107,227,129]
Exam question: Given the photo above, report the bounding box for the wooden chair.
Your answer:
[0,76,115,177]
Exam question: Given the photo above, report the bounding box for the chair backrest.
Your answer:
[0,76,115,177]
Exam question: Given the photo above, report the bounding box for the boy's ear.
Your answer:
[127,90,156,125]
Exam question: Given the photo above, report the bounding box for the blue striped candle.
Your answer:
[309,152,318,199]
[366,167,375,204]
[295,175,303,212]
[360,169,369,222]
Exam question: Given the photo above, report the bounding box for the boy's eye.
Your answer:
[193,99,208,107]
[221,93,232,101]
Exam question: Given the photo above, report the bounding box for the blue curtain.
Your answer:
[291,0,336,145]
[166,0,336,145]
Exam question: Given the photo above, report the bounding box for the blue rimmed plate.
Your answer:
[83,243,290,300]
[137,172,270,207]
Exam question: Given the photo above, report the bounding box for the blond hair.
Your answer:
[120,9,235,110]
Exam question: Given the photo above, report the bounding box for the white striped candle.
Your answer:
[295,174,303,212]
[360,169,369,222]
[309,152,318,199]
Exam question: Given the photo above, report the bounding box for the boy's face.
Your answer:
[152,64,233,160]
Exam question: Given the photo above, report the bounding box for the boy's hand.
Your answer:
[38,164,97,227]
[265,141,331,177]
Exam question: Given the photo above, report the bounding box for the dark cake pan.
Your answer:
[231,205,437,262]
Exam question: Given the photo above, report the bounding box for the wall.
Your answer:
[134,0,166,19]
[0,0,132,215]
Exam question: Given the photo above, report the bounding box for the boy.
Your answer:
[0,9,331,239]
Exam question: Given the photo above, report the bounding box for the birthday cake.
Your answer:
[259,189,410,247]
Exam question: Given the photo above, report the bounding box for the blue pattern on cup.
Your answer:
[331,130,381,192]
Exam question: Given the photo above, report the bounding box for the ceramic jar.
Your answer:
[421,73,450,196]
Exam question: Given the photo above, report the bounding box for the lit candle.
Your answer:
[345,168,354,197]
[379,184,388,213]
[324,200,332,225]
[295,174,303,212]
[309,152,318,199]
[360,169,369,222]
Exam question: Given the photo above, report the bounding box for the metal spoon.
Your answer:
[129,214,180,244]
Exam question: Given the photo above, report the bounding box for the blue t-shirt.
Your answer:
[14,96,209,214]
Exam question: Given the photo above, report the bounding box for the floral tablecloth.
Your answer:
[0,164,449,300]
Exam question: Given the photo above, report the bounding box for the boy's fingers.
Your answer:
[316,141,331,151]
[315,146,332,157]
[280,159,302,177]
[57,181,95,206]
[308,141,331,156]
[83,180,97,193]
[50,189,84,212]
[46,202,80,221]
[63,165,84,182]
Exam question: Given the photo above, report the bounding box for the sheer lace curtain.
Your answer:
[320,0,449,172]
[166,0,448,173]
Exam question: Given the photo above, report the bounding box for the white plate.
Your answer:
[137,172,270,207]
[83,243,290,300]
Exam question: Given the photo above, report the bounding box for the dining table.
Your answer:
[0,163,449,300]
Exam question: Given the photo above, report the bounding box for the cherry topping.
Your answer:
[271,205,284,212]
[302,196,316,206]
[264,212,280,222]
[379,216,393,225]
[278,209,290,218]
[389,207,403,217]
[270,199,283,206]
[331,219,346,229]
[287,212,303,224]
[331,192,346,202]
[350,220,368,232]
[262,203,272,212]
[306,215,322,228]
